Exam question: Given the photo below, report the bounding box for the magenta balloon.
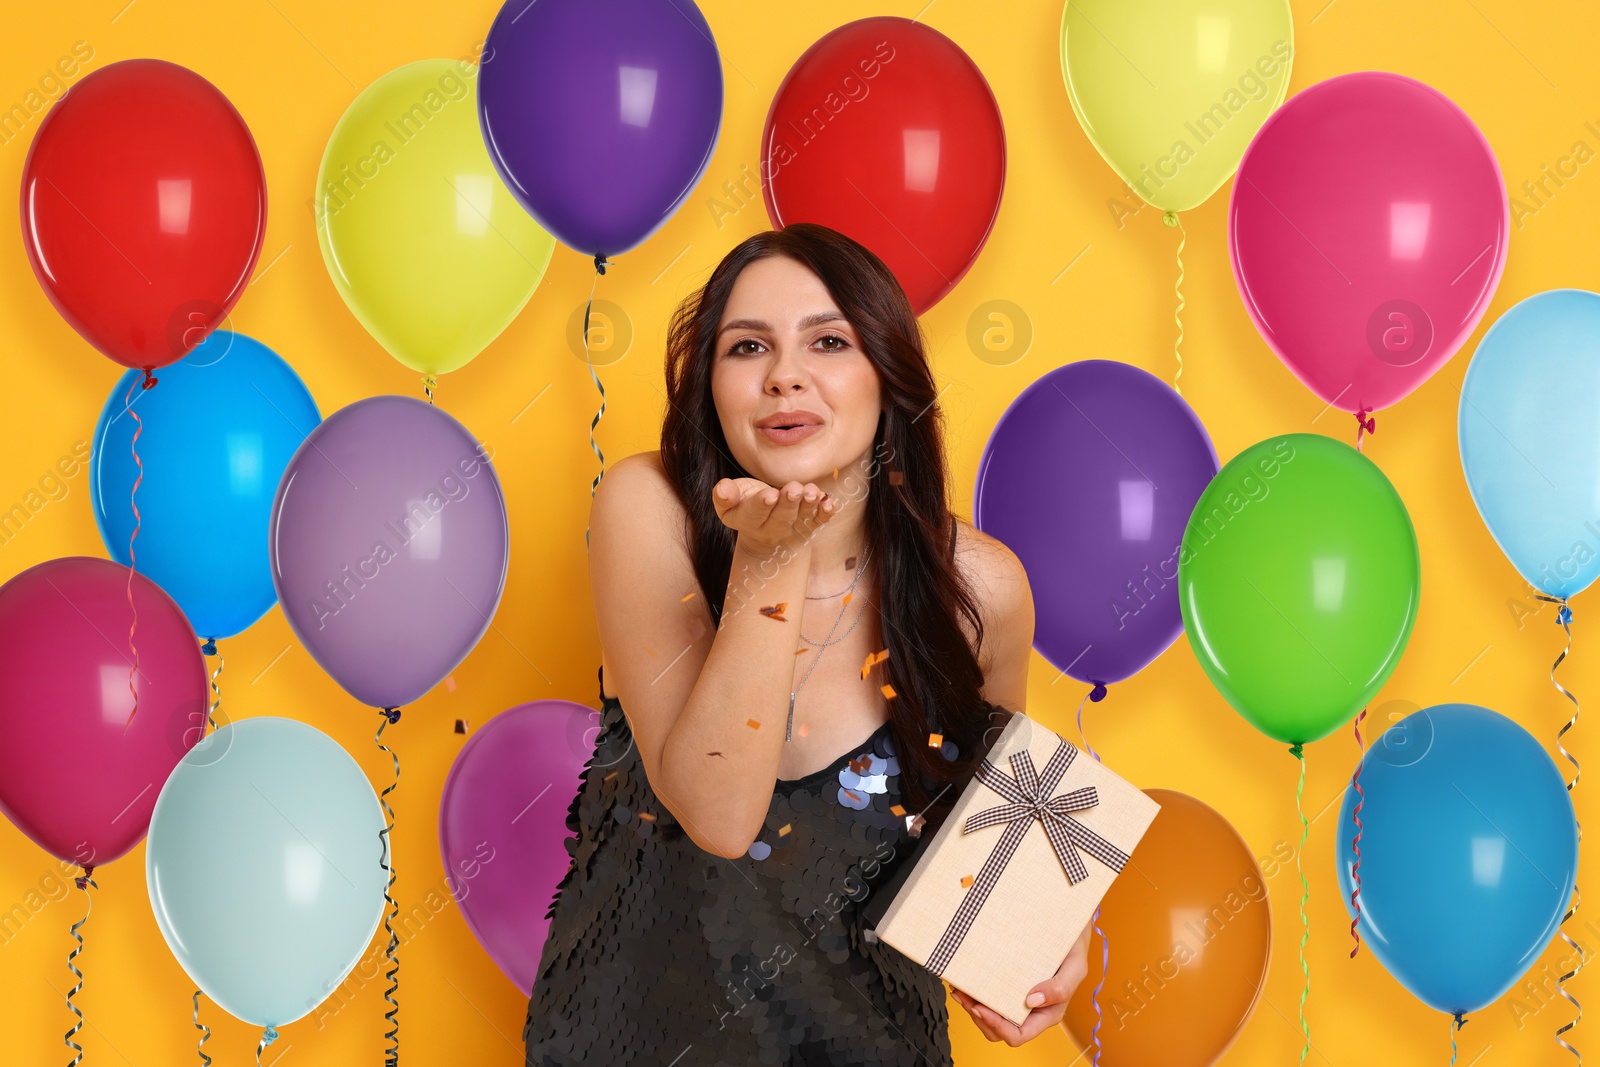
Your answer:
[439,700,593,994]
[268,396,509,708]
[0,556,206,865]
[1229,71,1509,414]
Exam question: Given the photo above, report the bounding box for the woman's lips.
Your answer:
[757,422,823,444]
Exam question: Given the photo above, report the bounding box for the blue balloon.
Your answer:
[1460,289,1600,599]
[146,717,386,1028]
[91,331,319,640]
[1335,704,1576,1015]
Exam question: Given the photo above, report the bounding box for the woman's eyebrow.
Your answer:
[717,311,848,336]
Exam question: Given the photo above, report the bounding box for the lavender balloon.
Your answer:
[268,396,509,708]
[478,0,724,258]
[974,361,1218,692]
[439,700,593,994]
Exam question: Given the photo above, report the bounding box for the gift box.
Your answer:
[869,712,1160,1026]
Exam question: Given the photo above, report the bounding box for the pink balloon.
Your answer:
[0,557,206,867]
[439,700,593,993]
[1229,71,1508,415]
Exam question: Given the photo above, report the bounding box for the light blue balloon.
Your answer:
[1460,289,1600,599]
[91,331,320,640]
[1335,704,1576,1015]
[146,717,386,1028]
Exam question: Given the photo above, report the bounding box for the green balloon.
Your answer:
[1178,434,1419,745]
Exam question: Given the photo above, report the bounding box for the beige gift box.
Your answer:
[871,712,1160,1026]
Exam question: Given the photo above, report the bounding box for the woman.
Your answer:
[525,224,1089,1065]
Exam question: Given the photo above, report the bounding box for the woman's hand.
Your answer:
[713,477,835,552]
[950,925,1092,1046]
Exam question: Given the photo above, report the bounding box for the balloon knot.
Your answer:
[380,707,402,724]
[200,639,217,656]
[1453,1011,1468,1030]
[262,1026,279,1045]
[1089,683,1107,703]
[75,865,94,889]
[1559,603,1573,626]
[1288,742,1304,760]
[1161,210,1179,228]
[593,253,610,276]
[1355,408,1376,435]
[140,369,158,390]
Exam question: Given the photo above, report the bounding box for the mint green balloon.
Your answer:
[146,717,386,1028]
[1178,434,1420,745]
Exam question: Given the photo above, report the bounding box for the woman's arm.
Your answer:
[588,454,825,859]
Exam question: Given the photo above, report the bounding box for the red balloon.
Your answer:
[20,59,266,373]
[0,557,207,867]
[761,17,1005,315]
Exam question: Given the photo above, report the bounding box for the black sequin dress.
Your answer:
[523,666,960,1066]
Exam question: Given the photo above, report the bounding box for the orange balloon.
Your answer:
[1064,789,1271,1066]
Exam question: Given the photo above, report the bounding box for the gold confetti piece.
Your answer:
[834,467,840,480]
[759,603,789,622]
[843,789,862,804]
[454,719,469,735]
[797,722,811,738]
[796,648,809,655]
[907,814,927,838]
[843,591,852,607]
[880,683,897,700]
[927,732,944,748]
[889,470,904,485]
[960,874,974,889]
[645,646,659,658]
[890,804,906,817]
[680,591,698,602]
[778,824,791,837]
[444,674,457,693]
[860,649,888,677]
[639,811,656,823]
[747,718,762,730]
[603,771,619,782]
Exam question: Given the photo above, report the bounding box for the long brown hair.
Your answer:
[659,223,989,816]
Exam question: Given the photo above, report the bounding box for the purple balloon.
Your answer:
[268,396,509,708]
[440,700,593,994]
[974,360,1218,690]
[478,0,724,258]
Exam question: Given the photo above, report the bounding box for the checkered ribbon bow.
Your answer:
[925,739,1131,975]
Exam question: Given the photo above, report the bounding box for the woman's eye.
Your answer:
[816,334,849,351]
[727,339,764,356]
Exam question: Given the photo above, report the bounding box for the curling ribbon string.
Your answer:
[1289,743,1311,1066]
[201,639,221,733]
[1350,707,1367,957]
[65,866,96,1067]
[255,1026,278,1066]
[1077,686,1106,1067]
[1162,211,1186,395]
[192,991,212,1067]
[421,375,437,406]
[582,254,610,552]
[376,707,402,1067]
[123,373,157,731]
[1354,408,1376,452]
[1535,593,1582,1064]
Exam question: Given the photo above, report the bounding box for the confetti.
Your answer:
[927,732,944,748]
[747,718,762,730]
[859,649,889,677]
[603,771,619,782]
[646,646,659,658]
[680,591,698,602]
[843,592,853,607]
[833,467,840,480]
[890,804,906,817]
[960,874,974,889]
[454,719,469,735]
[797,722,811,738]
[796,648,809,655]
[880,683,897,700]
[906,813,927,838]
[849,755,873,775]
[778,824,791,837]
[444,674,457,693]
[759,603,789,622]
[889,470,904,485]
[842,789,862,804]
[639,811,656,823]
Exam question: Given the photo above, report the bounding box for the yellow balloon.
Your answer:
[1061,0,1294,213]
[316,59,555,376]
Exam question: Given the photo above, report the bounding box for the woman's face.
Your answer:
[711,254,884,488]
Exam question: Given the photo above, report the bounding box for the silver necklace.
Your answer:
[786,547,873,742]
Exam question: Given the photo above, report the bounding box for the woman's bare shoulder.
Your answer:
[952,518,1031,606]
[951,517,1034,708]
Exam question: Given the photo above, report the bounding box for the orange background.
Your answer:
[1,0,1596,1063]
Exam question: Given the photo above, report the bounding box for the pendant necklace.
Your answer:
[786,545,873,742]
